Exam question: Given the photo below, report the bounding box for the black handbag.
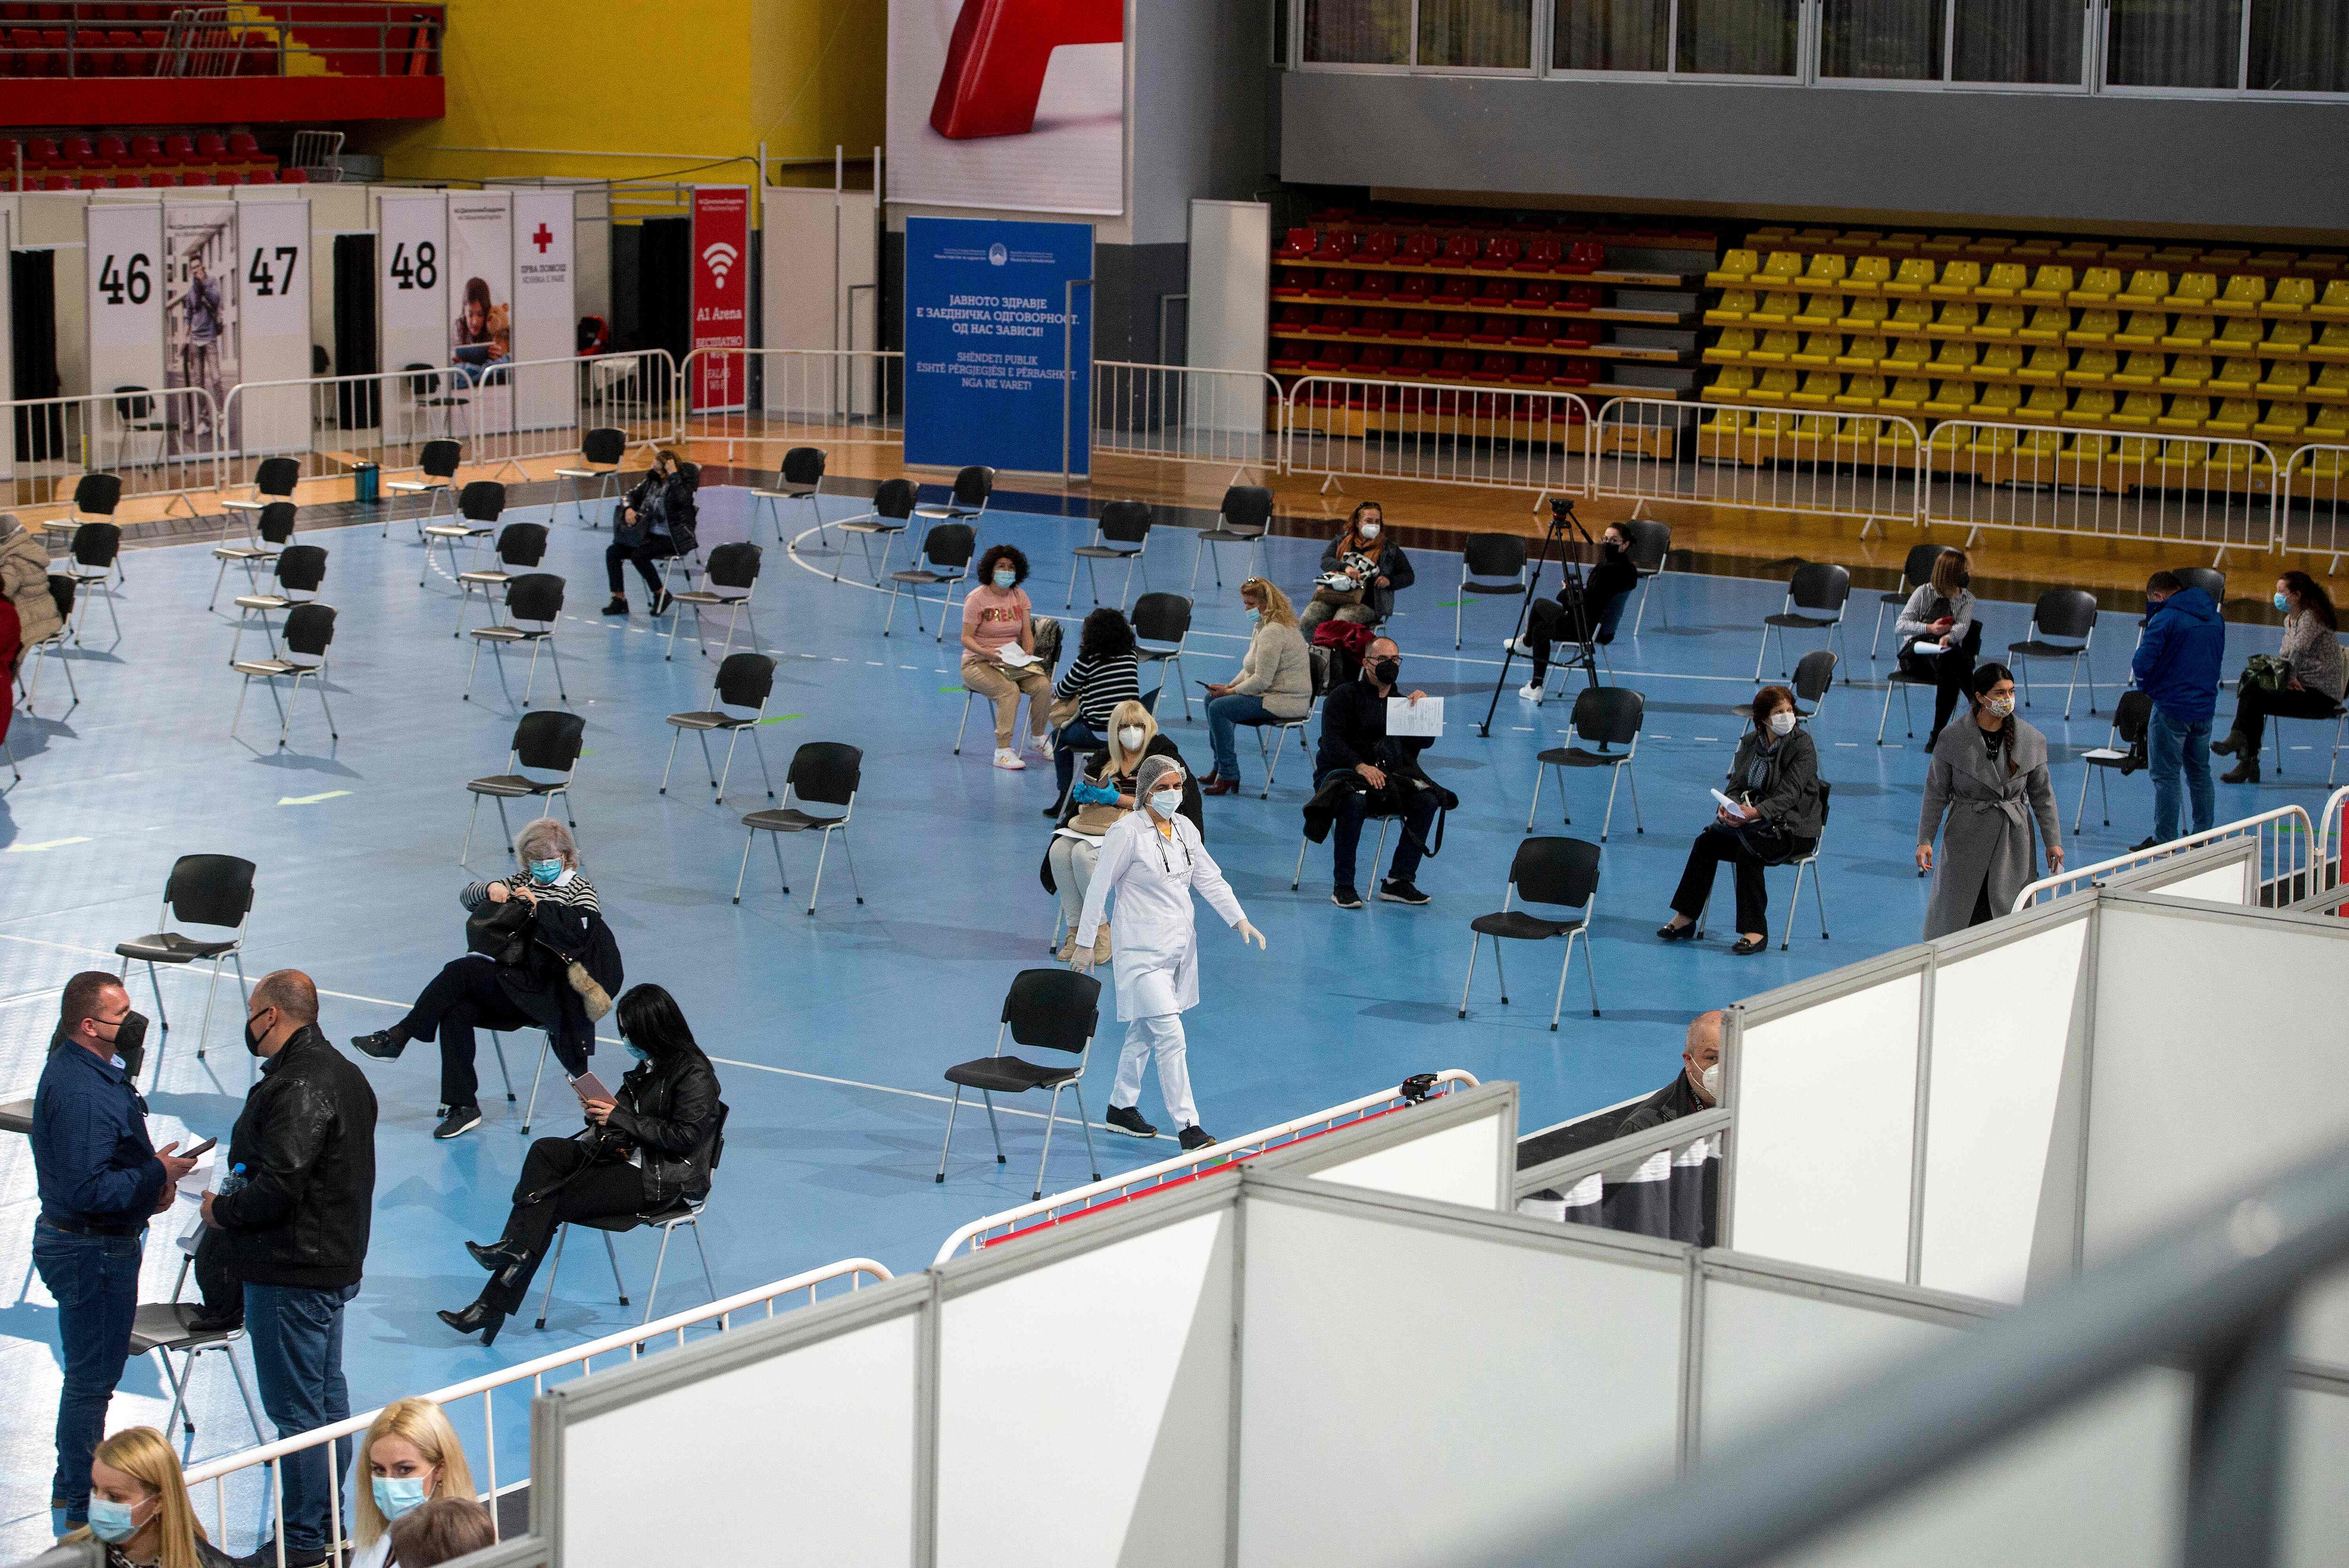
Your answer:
[465,897,534,968]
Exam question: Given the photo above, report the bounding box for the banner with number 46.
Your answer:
[87,203,167,419]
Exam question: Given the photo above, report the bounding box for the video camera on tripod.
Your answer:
[1478,493,1602,736]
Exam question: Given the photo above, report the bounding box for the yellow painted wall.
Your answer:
[370,0,883,191]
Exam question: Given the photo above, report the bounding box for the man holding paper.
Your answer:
[1312,636,1443,909]
[960,544,1056,771]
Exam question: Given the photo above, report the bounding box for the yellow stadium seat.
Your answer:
[1789,372,1842,407]
[2070,310,2121,344]
[1699,406,1750,435]
[2011,426,2066,462]
[2312,363,2349,401]
[1978,343,2025,379]
[1834,374,1888,409]
[2163,274,2217,310]
[2155,440,2209,475]
[1923,380,1978,416]
[1836,295,1891,330]
[2020,385,2069,421]
[2067,349,2119,386]
[2113,352,2165,386]
[2254,402,2310,440]
[1978,264,2029,299]
[1928,340,1979,374]
[2115,312,2166,347]
[1890,298,1937,333]
[1759,251,1805,283]
[1883,337,1933,372]
[2117,271,2169,306]
[1792,333,1841,366]
[1792,295,1841,328]
[2021,266,2074,303]
[1882,233,1928,253]
[2157,396,2212,432]
[1704,248,1760,288]
[1980,304,2027,339]
[2019,306,2071,343]
[1801,253,1847,287]
[1964,424,2016,457]
[2161,355,2213,389]
[1705,289,1758,325]
[2201,442,2275,479]
[1846,256,1892,295]
[2316,323,2349,359]
[1746,408,1797,439]
[1922,234,1968,256]
[2061,389,2118,427]
[1929,260,1982,297]
[2210,358,2261,392]
[2069,267,2123,304]
[2149,245,2198,266]
[2218,275,2268,315]
[1749,330,1799,363]
[1708,366,1757,401]
[1883,258,1936,297]
[1748,226,1795,243]
[2161,316,2215,350]
[1750,290,1801,324]
[2206,398,2259,435]
[2217,317,2264,351]
[2258,360,2311,396]
[1703,328,1757,365]
[2309,405,2349,441]
[2263,277,2315,316]
[2266,318,2314,352]
[1928,302,1981,338]
[2313,280,2349,320]
[1751,368,1801,404]
[1877,377,1931,411]
[2107,244,2153,264]
[1836,335,1889,369]
[1968,384,2023,419]
[2112,392,2165,428]
[2020,346,2069,383]
[2204,249,2250,270]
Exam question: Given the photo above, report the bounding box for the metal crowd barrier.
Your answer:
[2012,803,2317,913]
[178,1256,890,1565]
[0,387,223,521]
[2277,442,2349,574]
[1589,397,1924,539]
[677,347,901,466]
[1281,375,1590,497]
[1090,360,1282,481]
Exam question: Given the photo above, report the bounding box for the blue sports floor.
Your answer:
[0,483,2327,1550]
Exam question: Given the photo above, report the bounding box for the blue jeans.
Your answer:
[1053,719,1103,800]
[2148,707,2215,843]
[1318,769,1439,888]
[33,1220,144,1518]
[245,1281,359,1552]
[1207,693,1273,779]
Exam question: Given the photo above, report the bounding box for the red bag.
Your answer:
[1312,617,1373,686]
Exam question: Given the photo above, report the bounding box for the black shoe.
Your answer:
[436,1299,506,1347]
[1657,920,1696,942]
[1331,884,1364,909]
[2129,837,2160,852]
[1177,1125,1216,1152]
[434,1106,482,1140]
[1378,878,1431,906]
[650,590,675,617]
[1042,803,1064,818]
[2209,731,2243,757]
[601,597,630,616]
[467,1238,529,1273]
[183,1304,243,1334]
[1731,935,1768,955]
[1105,1104,1159,1139]
[2222,759,2260,784]
[236,1542,330,1568]
[350,1029,406,1061]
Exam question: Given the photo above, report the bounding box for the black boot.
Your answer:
[437,1298,507,1346]
[2222,755,2260,784]
[2210,730,2245,758]
[466,1238,529,1273]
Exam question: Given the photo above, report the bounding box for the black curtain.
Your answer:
[331,232,379,429]
[636,217,690,408]
[10,248,62,461]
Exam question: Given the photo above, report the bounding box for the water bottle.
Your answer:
[218,1162,248,1198]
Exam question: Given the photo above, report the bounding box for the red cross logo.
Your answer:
[531,223,554,254]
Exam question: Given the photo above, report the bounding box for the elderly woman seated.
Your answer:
[350,820,622,1140]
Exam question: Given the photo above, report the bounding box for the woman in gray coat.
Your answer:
[1917,662,2064,939]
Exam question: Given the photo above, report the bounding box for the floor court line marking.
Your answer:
[6,837,92,853]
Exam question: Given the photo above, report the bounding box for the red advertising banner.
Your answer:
[691,185,749,411]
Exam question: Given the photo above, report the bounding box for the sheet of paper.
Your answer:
[995,646,1041,668]
[1710,788,1745,815]
[1912,639,1944,656]
[1387,696,1443,737]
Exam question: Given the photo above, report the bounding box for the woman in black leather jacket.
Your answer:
[439,984,722,1345]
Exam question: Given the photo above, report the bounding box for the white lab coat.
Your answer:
[1074,810,1245,1022]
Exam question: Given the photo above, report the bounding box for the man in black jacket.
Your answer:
[201,970,375,1568]
[1313,635,1440,910]
[1618,1011,1725,1135]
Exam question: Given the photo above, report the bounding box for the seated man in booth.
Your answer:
[1618,1010,1725,1135]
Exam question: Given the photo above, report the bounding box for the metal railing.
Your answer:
[0,387,223,521]
[1526,1140,2349,1568]
[1920,421,2281,564]
[2277,442,2349,573]
[677,348,901,465]
[2309,785,2349,917]
[2012,803,2318,913]
[933,1070,1482,1263]
[1282,376,1590,496]
[178,1256,889,1564]
[1089,361,1283,478]
[1591,398,1924,539]
[0,3,443,78]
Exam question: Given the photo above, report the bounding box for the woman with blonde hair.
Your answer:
[1201,577,1313,796]
[1044,698,1205,960]
[351,1397,479,1568]
[1894,546,1982,750]
[67,1425,235,1567]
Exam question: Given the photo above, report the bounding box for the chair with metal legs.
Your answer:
[2270,698,2347,786]
[219,455,300,533]
[454,521,549,638]
[1458,836,1602,1030]
[934,969,1103,1201]
[109,387,170,470]
[881,522,974,639]
[62,522,124,645]
[383,437,463,537]
[1755,562,1853,681]
[464,572,569,706]
[42,473,124,558]
[2073,691,2154,833]
[228,544,328,665]
[661,653,778,805]
[403,364,472,443]
[1189,484,1271,593]
[461,709,585,865]
[1527,685,1645,841]
[665,542,763,661]
[113,854,256,1089]
[210,500,296,613]
[752,445,828,544]
[1869,543,1947,661]
[536,1107,727,1329]
[1454,532,1530,649]
[1131,591,1196,719]
[17,578,80,718]
[553,426,627,527]
[735,742,865,914]
[1621,517,1672,635]
[131,1233,266,1448]
[1691,781,1834,950]
[230,603,339,749]
[833,477,918,585]
[913,464,995,535]
[2006,587,2102,719]
[420,480,504,588]
[1067,499,1152,610]
[1229,644,1331,798]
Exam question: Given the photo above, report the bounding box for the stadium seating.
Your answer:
[0,124,280,188]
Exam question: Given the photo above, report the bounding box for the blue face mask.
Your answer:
[527,859,562,885]
[373,1475,430,1522]
[86,1497,143,1543]
[993,570,1017,590]
[1245,606,1261,624]
[1149,789,1183,819]
[623,1042,649,1062]
[2275,592,2292,612]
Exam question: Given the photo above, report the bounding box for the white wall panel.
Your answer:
[1731,973,1923,1283]
[1919,917,2090,1303]
[511,188,576,432]
[377,191,449,381]
[763,187,879,417]
[1697,1280,1963,1456]
[2282,1385,2349,1568]
[85,203,164,406]
[560,1310,919,1568]
[1184,200,1269,422]
[1237,1200,1681,1566]
[936,1211,1233,1568]
[233,196,312,455]
[1307,1110,1508,1211]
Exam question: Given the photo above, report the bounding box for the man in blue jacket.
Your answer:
[2130,571,2225,848]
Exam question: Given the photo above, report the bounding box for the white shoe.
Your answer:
[1519,682,1544,703]
[1503,637,1536,658]
[993,748,1027,770]
[1027,732,1053,757]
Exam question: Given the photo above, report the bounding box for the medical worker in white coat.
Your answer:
[1072,753,1265,1151]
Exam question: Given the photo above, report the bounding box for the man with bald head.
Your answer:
[1618,1010,1725,1136]
[1312,633,1442,909]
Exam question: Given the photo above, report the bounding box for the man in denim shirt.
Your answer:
[29,971,194,1531]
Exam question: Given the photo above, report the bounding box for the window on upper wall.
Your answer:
[1302,0,1413,63]
[1420,0,1535,66]
[1675,0,1801,75]
[1553,0,1672,70]
[1819,0,1944,78]
[2246,0,2349,91]
[1953,0,2085,85]
[2105,0,2244,88]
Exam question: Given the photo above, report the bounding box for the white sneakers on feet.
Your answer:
[1518,682,1544,703]
[993,748,1027,770]
[1503,637,1536,658]
[1027,732,1053,757]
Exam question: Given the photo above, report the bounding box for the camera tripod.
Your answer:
[1478,495,1602,738]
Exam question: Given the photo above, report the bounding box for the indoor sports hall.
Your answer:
[2,5,2348,1567]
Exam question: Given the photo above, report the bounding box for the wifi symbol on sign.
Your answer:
[702,242,739,290]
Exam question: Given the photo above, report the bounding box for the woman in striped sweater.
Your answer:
[1048,607,1143,811]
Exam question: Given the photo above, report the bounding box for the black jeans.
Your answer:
[483,1137,650,1314]
[2229,678,2339,751]
[1524,588,1631,682]
[1670,822,1816,936]
[1898,621,1983,740]
[605,534,677,598]
[398,956,540,1111]
[1319,770,1439,887]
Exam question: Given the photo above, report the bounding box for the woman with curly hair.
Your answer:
[961,543,1054,770]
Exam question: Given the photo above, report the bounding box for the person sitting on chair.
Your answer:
[602,449,698,618]
[1048,606,1142,810]
[1298,502,1415,633]
[1510,522,1640,702]
[962,544,1055,772]
[1893,547,1982,751]
[1311,636,1439,910]
[2212,572,2344,784]
[1657,685,1824,955]
[1201,577,1312,795]
[350,819,622,1142]
[1617,1011,1727,1135]
[438,983,720,1346]
[1045,700,1206,958]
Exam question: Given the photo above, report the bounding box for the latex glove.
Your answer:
[1068,942,1097,975]
[1235,919,1267,950]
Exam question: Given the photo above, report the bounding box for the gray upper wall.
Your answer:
[1279,72,2349,239]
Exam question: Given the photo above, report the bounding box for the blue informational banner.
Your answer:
[903,217,1093,477]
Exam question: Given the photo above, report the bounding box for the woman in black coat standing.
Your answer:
[603,450,700,617]
[439,985,723,1345]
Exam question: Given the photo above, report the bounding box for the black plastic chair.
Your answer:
[662,653,778,805]
[114,853,256,1086]
[1692,782,1834,950]
[1068,499,1153,610]
[403,361,471,441]
[1131,591,1195,718]
[1868,543,1949,661]
[1790,648,1837,718]
[1458,837,1602,1030]
[1190,484,1272,592]
[1621,518,1672,635]
[914,464,995,528]
[111,386,169,467]
[2007,588,2101,719]
[554,426,628,527]
[64,523,123,644]
[46,473,125,562]
[211,499,296,611]
[1232,642,1332,798]
[1528,686,1645,841]
[836,477,919,584]
[736,742,865,914]
[2172,566,2225,605]
[1756,562,1852,680]
[231,603,338,750]
[752,445,828,543]
[222,456,300,528]
[2075,690,2155,832]
[19,575,80,717]
[385,437,462,536]
[421,479,505,587]
[934,969,1104,1201]
[464,572,568,706]
[454,522,550,637]
[536,1102,726,1329]
[462,709,587,866]
[229,543,327,663]
[1455,533,1529,649]
[883,521,974,640]
[666,542,763,662]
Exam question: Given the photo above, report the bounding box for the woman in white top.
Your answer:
[350,1397,478,1568]
[1201,576,1314,796]
[1894,547,1982,751]
[1072,753,1265,1151]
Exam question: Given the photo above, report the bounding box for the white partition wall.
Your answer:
[2098,835,2260,906]
[1255,1079,1517,1211]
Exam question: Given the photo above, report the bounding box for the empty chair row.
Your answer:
[1707,368,2349,439]
[1275,272,1611,310]
[1707,333,2349,396]
[1272,342,1607,392]
[1276,304,1604,347]
[1276,228,1617,274]
[1707,295,2349,357]
[1737,226,2331,273]
[2,167,297,190]
[1708,251,2345,313]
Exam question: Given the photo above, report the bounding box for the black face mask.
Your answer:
[1370,658,1400,687]
[1953,570,1971,589]
[1602,540,1625,558]
[244,1008,274,1058]
[112,1010,148,1060]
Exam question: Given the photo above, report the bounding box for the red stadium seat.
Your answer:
[1359,231,1398,264]
[1307,268,1349,299]
[244,167,276,183]
[1469,352,1515,384]
[1275,303,1314,331]
[1395,349,1437,379]
[58,132,93,163]
[77,174,107,189]
[1395,311,1437,340]
[1308,230,1357,264]
[1315,306,1355,334]
[195,132,226,156]
[128,132,160,161]
[1435,277,1476,306]
[1436,350,1476,381]
[1514,237,1564,273]
[1561,240,1606,274]
[1272,268,1312,299]
[94,133,126,162]
[1400,234,1441,267]
[1269,340,1307,374]
[162,132,194,160]
[278,165,308,184]
[1431,314,1474,342]
[1509,354,1558,386]
[1355,309,1396,337]
[1433,234,1479,269]
[1476,278,1518,304]
[1559,321,1600,349]
[1345,270,1392,302]
[1469,315,1512,346]
[227,129,259,156]
[1391,274,1432,303]
[1472,235,1520,272]
[1304,342,1357,374]
[1561,283,1603,312]
[1276,226,1316,260]
[1556,358,1600,388]
[1509,317,1558,348]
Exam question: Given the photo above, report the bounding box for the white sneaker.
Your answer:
[993,748,1027,770]
[1519,682,1544,703]
[1503,637,1536,658]
[1027,732,1053,757]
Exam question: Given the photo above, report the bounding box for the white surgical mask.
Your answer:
[1986,696,2016,719]
[1245,606,1261,624]
[1149,789,1183,818]
[1767,711,1796,736]
[1118,726,1146,751]
[1700,1063,1721,1100]
[1357,520,1381,540]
